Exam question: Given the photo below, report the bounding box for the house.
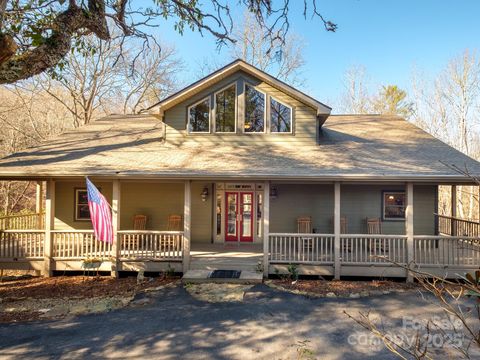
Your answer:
[0,59,479,281]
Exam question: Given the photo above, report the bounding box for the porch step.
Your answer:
[189,257,261,272]
[182,270,263,284]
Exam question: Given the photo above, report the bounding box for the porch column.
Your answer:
[263,181,270,277]
[334,182,341,280]
[35,181,43,229]
[406,182,414,282]
[43,180,55,277]
[451,185,457,236]
[111,180,121,278]
[183,180,191,274]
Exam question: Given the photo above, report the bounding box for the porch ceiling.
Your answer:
[0,114,479,182]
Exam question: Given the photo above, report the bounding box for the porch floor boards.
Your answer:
[189,243,263,272]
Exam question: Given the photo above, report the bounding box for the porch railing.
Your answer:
[0,212,44,230]
[52,230,112,259]
[340,235,407,264]
[119,231,183,261]
[0,230,45,259]
[414,235,480,267]
[436,214,480,237]
[269,233,334,264]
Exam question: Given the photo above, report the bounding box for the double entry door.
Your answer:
[225,192,253,242]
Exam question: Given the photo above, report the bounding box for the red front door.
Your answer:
[225,192,254,242]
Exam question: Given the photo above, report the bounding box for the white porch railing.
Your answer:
[0,212,44,230]
[340,235,408,264]
[52,230,112,259]
[0,230,44,259]
[414,236,480,267]
[119,231,183,261]
[269,233,334,264]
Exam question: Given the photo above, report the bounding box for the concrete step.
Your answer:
[182,270,263,284]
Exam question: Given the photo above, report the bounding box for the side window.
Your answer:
[244,84,265,133]
[215,85,236,132]
[383,192,406,220]
[188,98,210,133]
[75,189,90,221]
[270,98,292,133]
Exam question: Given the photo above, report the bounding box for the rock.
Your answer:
[382,290,390,295]
[37,308,51,314]
[131,297,151,306]
[349,293,360,299]
[70,304,90,315]
[326,292,336,298]
[360,291,369,297]
[46,305,69,317]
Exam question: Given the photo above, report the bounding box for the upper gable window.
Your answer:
[188,98,210,133]
[215,84,236,132]
[270,98,292,133]
[244,84,265,133]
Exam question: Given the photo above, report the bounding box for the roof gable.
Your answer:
[147,59,331,116]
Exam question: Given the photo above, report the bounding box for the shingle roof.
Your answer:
[0,113,479,182]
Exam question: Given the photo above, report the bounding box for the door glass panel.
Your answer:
[216,193,222,235]
[256,193,263,237]
[242,193,252,237]
[227,194,237,237]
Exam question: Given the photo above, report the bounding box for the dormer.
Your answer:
[147,59,331,145]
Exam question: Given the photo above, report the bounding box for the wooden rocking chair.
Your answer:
[297,216,314,254]
[366,217,387,252]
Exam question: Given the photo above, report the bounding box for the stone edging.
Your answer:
[264,280,411,299]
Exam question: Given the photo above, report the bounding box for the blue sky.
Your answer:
[146,0,480,107]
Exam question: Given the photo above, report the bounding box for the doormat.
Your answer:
[209,270,241,279]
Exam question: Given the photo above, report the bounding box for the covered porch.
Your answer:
[0,179,479,280]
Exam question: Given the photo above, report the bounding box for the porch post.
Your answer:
[406,182,414,282]
[111,180,121,278]
[334,182,341,280]
[451,185,457,236]
[183,180,191,274]
[263,181,270,277]
[43,180,55,277]
[35,181,43,229]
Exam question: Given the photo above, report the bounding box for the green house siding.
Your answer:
[120,182,184,231]
[270,184,437,235]
[270,184,334,233]
[191,182,213,243]
[163,71,318,146]
[54,181,113,230]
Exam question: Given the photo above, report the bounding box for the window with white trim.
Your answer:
[244,84,265,133]
[188,98,210,133]
[383,191,406,220]
[215,84,236,132]
[75,188,90,221]
[270,98,292,133]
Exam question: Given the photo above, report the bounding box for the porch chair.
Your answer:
[366,217,388,253]
[297,216,314,255]
[131,214,147,250]
[163,215,183,250]
[133,214,147,230]
[167,214,183,231]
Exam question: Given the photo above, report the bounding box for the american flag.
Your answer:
[86,178,113,244]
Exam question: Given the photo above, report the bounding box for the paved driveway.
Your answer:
[0,284,459,359]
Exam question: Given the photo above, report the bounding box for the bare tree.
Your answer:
[230,12,306,86]
[338,65,372,114]
[0,1,336,84]
[410,50,480,221]
[0,84,70,215]
[39,35,124,128]
[120,42,183,114]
